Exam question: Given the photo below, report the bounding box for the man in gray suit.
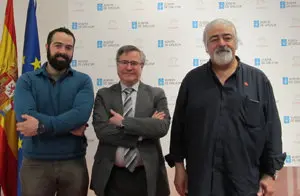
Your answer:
[90,45,170,196]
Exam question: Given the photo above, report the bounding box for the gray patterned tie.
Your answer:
[123,88,134,117]
[123,88,139,172]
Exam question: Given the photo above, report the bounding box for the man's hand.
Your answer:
[71,124,88,136]
[257,175,275,196]
[152,111,165,120]
[109,109,124,127]
[16,114,38,136]
[174,163,188,196]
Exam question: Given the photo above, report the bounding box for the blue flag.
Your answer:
[18,0,40,195]
[21,0,41,74]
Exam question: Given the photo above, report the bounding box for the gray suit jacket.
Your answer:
[90,82,170,196]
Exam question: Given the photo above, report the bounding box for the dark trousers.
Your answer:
[20,157,89,196]
[105,166,147,196]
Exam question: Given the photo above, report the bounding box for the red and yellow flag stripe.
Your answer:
[0,0,18,195]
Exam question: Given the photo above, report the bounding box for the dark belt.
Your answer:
[113,165,144,171]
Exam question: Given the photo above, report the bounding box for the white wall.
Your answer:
[2,0,300,195]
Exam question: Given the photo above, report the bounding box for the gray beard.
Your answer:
[213,50,233,65]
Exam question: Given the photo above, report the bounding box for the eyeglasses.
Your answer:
[117,60,143,66]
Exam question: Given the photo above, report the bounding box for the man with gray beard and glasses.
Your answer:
[165,18,286,196]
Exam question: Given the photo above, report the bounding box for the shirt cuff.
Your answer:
[165,154,184,167]
[261,152,286,176]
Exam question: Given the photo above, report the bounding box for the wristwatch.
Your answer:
[37,122,46,135]
[119,123,125,129]
[117,120,125,129]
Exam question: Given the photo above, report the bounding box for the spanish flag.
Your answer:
[0,0,18,195]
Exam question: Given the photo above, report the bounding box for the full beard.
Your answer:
[213,46,234,66]
[47,49,72,71]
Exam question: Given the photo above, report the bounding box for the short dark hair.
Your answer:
[116,45,146,65]
[46,27,76,46]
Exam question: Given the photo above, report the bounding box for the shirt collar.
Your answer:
[120,81,140,92]
[35,62,74,77]
[208,56,241,75]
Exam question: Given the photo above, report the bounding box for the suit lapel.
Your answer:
[135,82,149,117]
[111,83,124,115]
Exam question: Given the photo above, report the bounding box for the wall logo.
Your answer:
[97,40,120,48]
[168,19,179,29]
[284,116,290,124]
[158,78,165,86]
[255,0,269,9]
[289,17,300,28]
[158,40,164,48]
[254,57,278,66]
[290,116,300,123]
[292,56,300,66]
[283,116,300,123]
[97,78,103,86]
[192,20,209,28]
[157,40,182,48]
[283,77,300,85]
[195,0,206,10]
[71,22,94,30]
[256,37,269,47]
[96,78,117,87]
[254,58,260,66]
[157,2,182,10]
[218,1,242,9]
[70,0,85,12]
[158,78,181,86]
[131,21,155,29]
[280,1,300,9]
[281,38,300,46]
[282,77,289,85]
[157,2,164,10]
[74,40,84,49]
[193,58,208,67]
[71,59,95,67]
[97,3,120,11]
[107,20,119,30]
[132,22,137,29]
[253,20,276,28]
[285,155,292,164]
[72,22,78,29]
[131,0,145,11]
[292,94,300,105]
[145,59,155,67]
[285,154,300,165]
[281,39,287,46]
[107,58,116,67]
[168,57,179,67]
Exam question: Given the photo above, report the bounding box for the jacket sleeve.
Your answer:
[14,74,94,135]
[122,87,170,139]
[92,88,137,148]
[259,80,286,176]
[165,77,188,167]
